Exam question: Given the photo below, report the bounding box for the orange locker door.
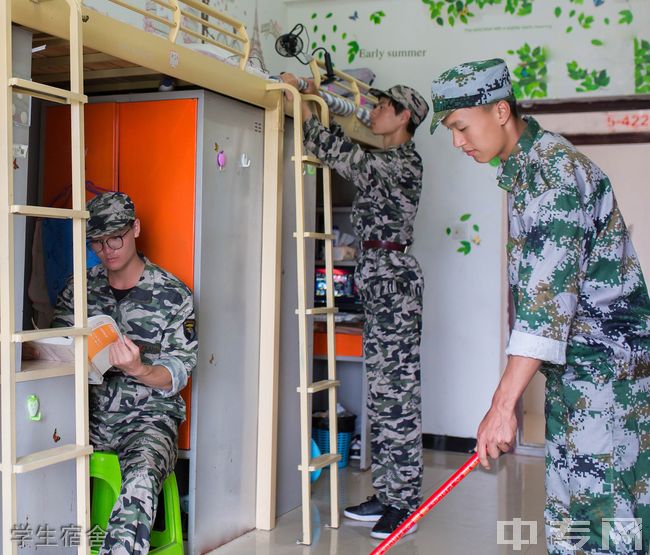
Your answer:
[117,99,197,449]
[43,103,118,206]
[117,99,197,288]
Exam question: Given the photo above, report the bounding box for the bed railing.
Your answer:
[99,0,250,69]
[308,58,377,126]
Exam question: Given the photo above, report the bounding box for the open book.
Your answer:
[28,315,123,385]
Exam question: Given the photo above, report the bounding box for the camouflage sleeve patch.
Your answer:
[183,318,196,342]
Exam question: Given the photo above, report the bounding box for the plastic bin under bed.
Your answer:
[312,413,357,468]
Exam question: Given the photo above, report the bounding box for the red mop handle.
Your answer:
[369,453,480,555]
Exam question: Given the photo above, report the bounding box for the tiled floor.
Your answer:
[208,450,546,555]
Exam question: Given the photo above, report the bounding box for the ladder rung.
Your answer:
[296,307,338,316]
[299,453,342,472]
[14,444,93,474]
[297,379,340,394]
[11,205,89,220]
[9,78,88,105]
[15,360,76,383]
[292,155,322,167]
[13,327,90,343]
[295,232,334,240]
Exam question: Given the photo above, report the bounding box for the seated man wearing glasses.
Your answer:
[52,191,197,555]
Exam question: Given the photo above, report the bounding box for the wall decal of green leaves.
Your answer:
[310,12,359,63]
[507,43,548,99]
[370,11,386,25]
[421,0,534,27]
[635,38,650,94]
[421,0,474,26]
[505,0,534,16]
[446,213,481,256]
[619,9,633,25]
[556,3,632,33]
[567,60,610,92]
[347,41,360,63]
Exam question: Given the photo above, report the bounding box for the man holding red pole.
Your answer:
[429,59,650,554]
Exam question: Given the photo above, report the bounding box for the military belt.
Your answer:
[362,240,409,253]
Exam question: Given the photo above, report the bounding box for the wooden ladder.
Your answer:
[1,2,92,553]
[267,83,341,545]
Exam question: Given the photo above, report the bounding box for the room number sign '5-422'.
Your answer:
[606,112,649,131]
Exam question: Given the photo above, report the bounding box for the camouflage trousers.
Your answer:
[359,268,424,513]
[90,409,179,555]
[545,373,650,554]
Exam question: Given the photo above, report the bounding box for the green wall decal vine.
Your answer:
[555,2,630,34]
[635,38,650,94]
[347,41,360,63]
[505,0,534,16]
[421,0,475,27]
[507,43,548,99]
[567,60,610,92]
[421,0,535,27]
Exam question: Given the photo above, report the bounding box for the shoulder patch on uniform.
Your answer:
[183,318,196,342]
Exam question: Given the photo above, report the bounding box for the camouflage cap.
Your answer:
[369,84,430,128]
[86,192,136,238]
[429,58,514,133]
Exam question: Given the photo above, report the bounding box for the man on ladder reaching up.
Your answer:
[280,73,429,540]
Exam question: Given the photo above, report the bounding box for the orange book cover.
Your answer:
[28,315,123,384]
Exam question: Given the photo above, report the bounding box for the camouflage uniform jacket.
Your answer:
[303,116,424,297]
[52,256,197,421]
[499,117,650,381]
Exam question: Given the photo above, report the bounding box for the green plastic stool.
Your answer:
[89,452,183,555]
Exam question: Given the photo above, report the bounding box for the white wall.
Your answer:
[285,0,650,437]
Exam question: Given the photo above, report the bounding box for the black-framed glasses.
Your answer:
[87,226,132,253]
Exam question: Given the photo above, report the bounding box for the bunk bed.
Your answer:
[13,0,382,146]
[5,0,382,552]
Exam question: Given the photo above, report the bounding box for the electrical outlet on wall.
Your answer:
[451,223,469,241]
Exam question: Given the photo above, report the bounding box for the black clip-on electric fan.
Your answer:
[275,23,336,85]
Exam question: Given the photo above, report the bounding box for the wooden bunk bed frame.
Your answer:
[13,0,382,145]
[6,0,382,549]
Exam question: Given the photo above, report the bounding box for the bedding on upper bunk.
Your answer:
[84,0,260,73]
[184,42,270,79]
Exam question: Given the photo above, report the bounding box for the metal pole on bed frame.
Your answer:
[265,83,341,545]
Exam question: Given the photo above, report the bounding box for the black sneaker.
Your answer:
[370,506,418,539]
[343,495,386,522]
